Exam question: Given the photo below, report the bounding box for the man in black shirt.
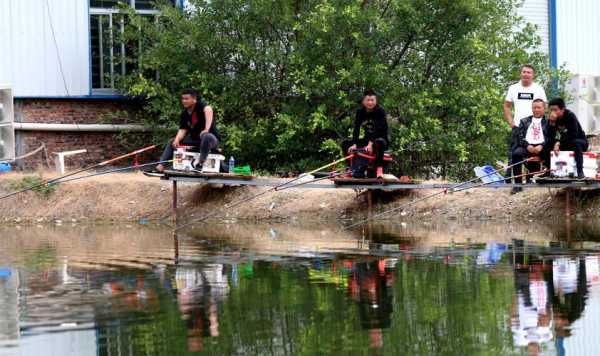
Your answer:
[548,97,588,178]
[342,90,389,178]
[156,89,219,172]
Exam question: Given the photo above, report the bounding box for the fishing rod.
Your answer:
[275,154,352,190]
[47,159,173,185]
[343,157,535,230]
[275,170,345,191]
[451,168,551,193]
[0,145,157,201]
[174,157,352,231]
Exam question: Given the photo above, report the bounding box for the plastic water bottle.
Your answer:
[229,156,235,173]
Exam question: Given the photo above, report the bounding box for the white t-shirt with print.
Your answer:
[505,81,547,126]
[525,117,545,145]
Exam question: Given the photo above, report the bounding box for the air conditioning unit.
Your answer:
[568,75,600,135]
[0,86,15,160]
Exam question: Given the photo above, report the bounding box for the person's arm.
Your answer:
[172,129,187,148]
[348,112,360,153]
[540,89,548,103]
[518,119,528,148]
[380,110,389,144]
[202,105,214,134]
[352,111,361,144]
[542,119,555,154]
[503,100,514,128]
[565,113,581,143]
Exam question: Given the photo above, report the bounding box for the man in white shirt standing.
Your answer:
[503,65,547,183]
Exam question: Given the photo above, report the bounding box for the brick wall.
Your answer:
[13,99,157,171]
[16,99,138,124]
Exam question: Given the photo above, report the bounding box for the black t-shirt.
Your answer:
[353,106,389,144]
[179,100,220,140]
[556,109,586,145]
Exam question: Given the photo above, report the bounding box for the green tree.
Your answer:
[119,0,569,178]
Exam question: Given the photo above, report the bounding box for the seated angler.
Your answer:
[548,97,589,178]
[342,89,389,178]
[511,98,554,185]
[155,89,220,173]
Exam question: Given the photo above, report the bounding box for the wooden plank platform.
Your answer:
[331,177,420,185]
[163,169,254,180]
[144,170,600,190]
[535,177,599,185]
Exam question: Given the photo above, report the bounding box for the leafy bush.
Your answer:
[116,0,570,178]
[9,175,55,197]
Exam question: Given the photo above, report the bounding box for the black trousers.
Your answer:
[160,132,219,165]
[561,138,589,174]
[511,146,549,183]
[341,138,388,167]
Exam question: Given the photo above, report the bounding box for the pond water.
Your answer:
[1,220,600,355]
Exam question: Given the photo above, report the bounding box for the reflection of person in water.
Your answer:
[173,264,230,352]
[510,262,552,355]
[549,257,588,353]
[348,259,395,349]
[510,245,592,355]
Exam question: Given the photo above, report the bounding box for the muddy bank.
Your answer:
[0,171,599,224]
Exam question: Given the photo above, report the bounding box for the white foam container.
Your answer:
[550,151,598,178]
[173,147,224,172]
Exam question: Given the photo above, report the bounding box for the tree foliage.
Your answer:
[119,0,569,178]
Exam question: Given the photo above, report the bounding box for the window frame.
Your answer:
[89,1,166,95]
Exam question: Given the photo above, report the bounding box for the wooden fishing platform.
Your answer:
[160,172,600,190]
[150,170,600,225]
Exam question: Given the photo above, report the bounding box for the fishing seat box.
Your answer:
[550,151,598,178]
[173,146,225,172]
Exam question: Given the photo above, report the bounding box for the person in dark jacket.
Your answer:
[341,90,389,178]
[156,88,219,173]
[548,97,588,178]
[511,99,554,184]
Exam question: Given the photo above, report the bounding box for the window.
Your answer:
[91,0,175,10]
[90,0,176,93]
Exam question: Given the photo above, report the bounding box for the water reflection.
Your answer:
[1,222,600,355]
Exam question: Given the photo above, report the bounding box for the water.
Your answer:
[1,221,600,355]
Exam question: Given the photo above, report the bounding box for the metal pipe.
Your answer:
[13,122,150,132]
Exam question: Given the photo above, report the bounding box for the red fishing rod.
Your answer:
[0,145,156,201]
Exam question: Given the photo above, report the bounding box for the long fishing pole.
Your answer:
[344,157,535,229]
[47,159,173,185]
[451,168,551,193]
[0,145,157,201]
[275,171,345,191]
[174,157,352,231]
[275,154,352,190]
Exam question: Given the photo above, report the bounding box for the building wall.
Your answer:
[515,0,550,55]
[556,0,600,75]
[0,0,90,97]
[14,99,154,170]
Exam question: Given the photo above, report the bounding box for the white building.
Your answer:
[0,1,183,166]
[517,0,600,134]
[0,0,182,97]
